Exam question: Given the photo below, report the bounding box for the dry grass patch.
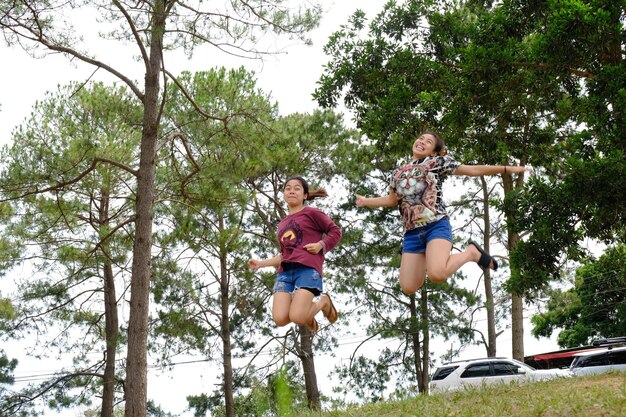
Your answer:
[302,373,626,417]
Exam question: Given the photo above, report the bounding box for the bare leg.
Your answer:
[399,252,427,294]
[425,238,490,283]
[272,292,292,327]
[289,289,322,328]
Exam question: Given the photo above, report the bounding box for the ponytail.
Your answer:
[305,188,328,201]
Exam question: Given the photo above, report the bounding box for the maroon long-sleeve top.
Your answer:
[276,206,342,276]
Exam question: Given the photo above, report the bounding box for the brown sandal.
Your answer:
[306,318,319,333]
[323,293,338,324]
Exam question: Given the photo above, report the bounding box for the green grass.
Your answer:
[302,373,626,417]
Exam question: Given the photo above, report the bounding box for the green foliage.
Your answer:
[506,0,626,295]
[147,400,176,417]
[0,298,16,323]
[317,0,626,304]
[510,149,626,296]
[0,349,17,384]
[190,362,309,417]
[530,244,626,348]
[186,393,212,417]
[152,69,287,416]
[0,81,141,414]
[3,1,624,414]
[316,1,515,394]
[152,66,361,414]
[316,0,561,164]
[0,2,326,416]
[274,366,294,417]
[332,355,391,403]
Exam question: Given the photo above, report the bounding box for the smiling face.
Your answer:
[283,178,307,208]
[412,133,438,159]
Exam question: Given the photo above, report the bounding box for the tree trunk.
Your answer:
[511,294,525,361]
[509,228,525,361]
[503,170,525,361]
[221,284,234,417]
[298,327,320,410]
[124,6,165,416]
[101,191,119,417]
[480,176,497,357]
[219,215,235,417]
[408,293,426,393]
[418,287,430,392]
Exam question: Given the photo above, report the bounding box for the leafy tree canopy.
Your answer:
[315,0,625,298]
[530,244,626,348]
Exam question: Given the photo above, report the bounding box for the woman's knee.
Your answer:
[288,310,309,326]
[400,284,417,295]
[272,308,290,327]
[272,311,291,327]
[427,268,449,283]
[273,317,291,327]
[400,274,424,295]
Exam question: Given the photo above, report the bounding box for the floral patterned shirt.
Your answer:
[390,155,460,232]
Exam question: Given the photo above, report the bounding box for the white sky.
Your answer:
[0,1,378,145]
[0,2,562,416]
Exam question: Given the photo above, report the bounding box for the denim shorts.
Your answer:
[401,217,453,254]
[274,263,323,296]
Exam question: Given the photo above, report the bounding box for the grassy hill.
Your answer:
[302,373,626,417]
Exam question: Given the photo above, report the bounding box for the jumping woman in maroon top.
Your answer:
[248,176,342,333]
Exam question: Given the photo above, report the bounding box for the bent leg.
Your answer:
[399,252,427,294]
[425,239,475,282]
[272,292,292,327]
[289,289,318,326]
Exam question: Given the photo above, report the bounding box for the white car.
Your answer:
[569,346,626,376]
[429,357,572,394]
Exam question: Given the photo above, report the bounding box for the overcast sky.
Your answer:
[0,2,562,415]
[0,2,382,147]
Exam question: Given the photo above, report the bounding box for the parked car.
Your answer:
[429,357,572,394]
[569,346,626,376]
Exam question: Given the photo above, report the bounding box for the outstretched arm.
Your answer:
[248,254,281,271]
[454,164,532,177]
[355,190,399,208]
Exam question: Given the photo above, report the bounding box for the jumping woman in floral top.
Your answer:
[249,176,342,333]
[355,131,531,294]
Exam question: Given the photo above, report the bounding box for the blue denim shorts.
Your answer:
[402,217,453,254]
[274,263,323,296]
